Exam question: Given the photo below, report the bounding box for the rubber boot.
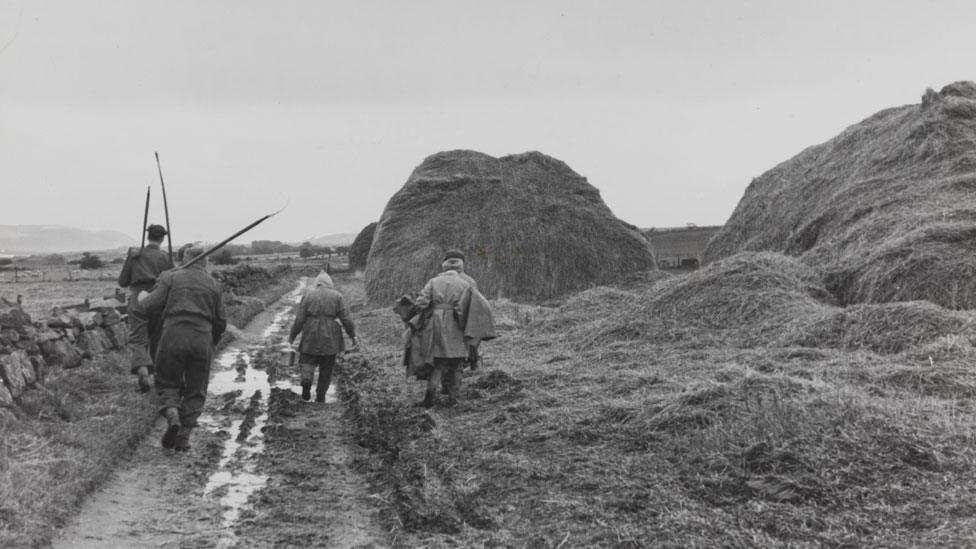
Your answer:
[422,387,436,409]
[445,370,460,408]
[136,366,152,394]
[161,407,181,449]
[315,362,332,403]
[174,427,193,452]
[301,383,311,402]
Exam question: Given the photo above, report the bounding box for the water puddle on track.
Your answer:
[195,276,336,548]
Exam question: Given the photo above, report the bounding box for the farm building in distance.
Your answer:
[642,225,722,269]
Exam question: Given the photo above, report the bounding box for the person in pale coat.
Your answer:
[288,272,357,402]
[411,253,495,408]
[442,249,483,369]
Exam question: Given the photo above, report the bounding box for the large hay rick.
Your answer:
[364,150,656,305]
[706,81,976,309]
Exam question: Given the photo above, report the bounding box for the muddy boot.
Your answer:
[174,427,193,452]
[301,383,311,402]
[422,387,436,409]
[136,366,152,394]
[444,369,461,407]
[314,393,326,403]
[161,407,181,449]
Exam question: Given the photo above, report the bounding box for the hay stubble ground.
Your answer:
[342,274,976,548]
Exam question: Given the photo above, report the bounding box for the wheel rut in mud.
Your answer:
[52,278,388,548]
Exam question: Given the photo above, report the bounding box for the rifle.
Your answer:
[180,208,283,269]
[154,152,174,261]
[139,185,151,251]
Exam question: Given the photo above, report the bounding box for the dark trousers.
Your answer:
[127,289,161,374]
[155,324,213,428]
[299,353,337,398]
[426,357,463,406]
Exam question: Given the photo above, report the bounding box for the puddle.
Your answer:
[199,279,309,548]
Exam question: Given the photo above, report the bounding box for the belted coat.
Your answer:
[404,270,496,379]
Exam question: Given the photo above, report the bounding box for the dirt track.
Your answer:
[52,278,387,548]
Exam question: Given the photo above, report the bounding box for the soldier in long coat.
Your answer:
[139,246,226,451]
[118,224,173,393]
[410,254,495,408]
[289,272,357,402]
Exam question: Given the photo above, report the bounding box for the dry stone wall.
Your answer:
[0,298,126,415]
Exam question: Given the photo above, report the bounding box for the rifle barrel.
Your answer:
[154,152,174,261]
[180,212,278,269]
[140,185,151,251]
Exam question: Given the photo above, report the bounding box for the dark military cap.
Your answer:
[443,249,466,262]
[146,224,168,238]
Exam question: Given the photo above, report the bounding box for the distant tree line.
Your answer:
[0,240,352,272]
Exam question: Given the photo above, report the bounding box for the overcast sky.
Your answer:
[2,0,975,244]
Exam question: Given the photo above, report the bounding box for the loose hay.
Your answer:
[572,252,835,350]
[345,290,976,547]
[558,252,976,355]
[782,300,976,353]
[705,81,976,309]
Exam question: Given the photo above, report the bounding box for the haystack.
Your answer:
[348,222,376,272]
[704,82,976,309]
[564,251,976,354]
[364,150,656,305]
[572,252,835,349]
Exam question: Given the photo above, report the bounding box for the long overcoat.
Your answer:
[403,270,496,379]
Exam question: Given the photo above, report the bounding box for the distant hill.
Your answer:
[307,233,357,247]
[0,225,136,254]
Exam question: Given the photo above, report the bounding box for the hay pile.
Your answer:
[348,221,376,272]
[364,150,656,305]
[343,298,976,547]
[561,251,976,354]
[705,82,976,309]
[569,252,834,349]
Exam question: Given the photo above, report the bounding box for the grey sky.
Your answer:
[2,0,975,243]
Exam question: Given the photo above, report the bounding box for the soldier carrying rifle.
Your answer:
[118,223,173,392]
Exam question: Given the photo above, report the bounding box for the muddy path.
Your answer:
[52,278,388,548]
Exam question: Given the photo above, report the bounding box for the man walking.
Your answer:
[412,252,495,408]
[118,224,173,392]
[442,249,483,369]
[138,246,225,451]
[288,272,357,403]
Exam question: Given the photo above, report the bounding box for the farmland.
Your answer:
[338,270,976,548]
[643,225,722,269]
[2,250,975,547]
